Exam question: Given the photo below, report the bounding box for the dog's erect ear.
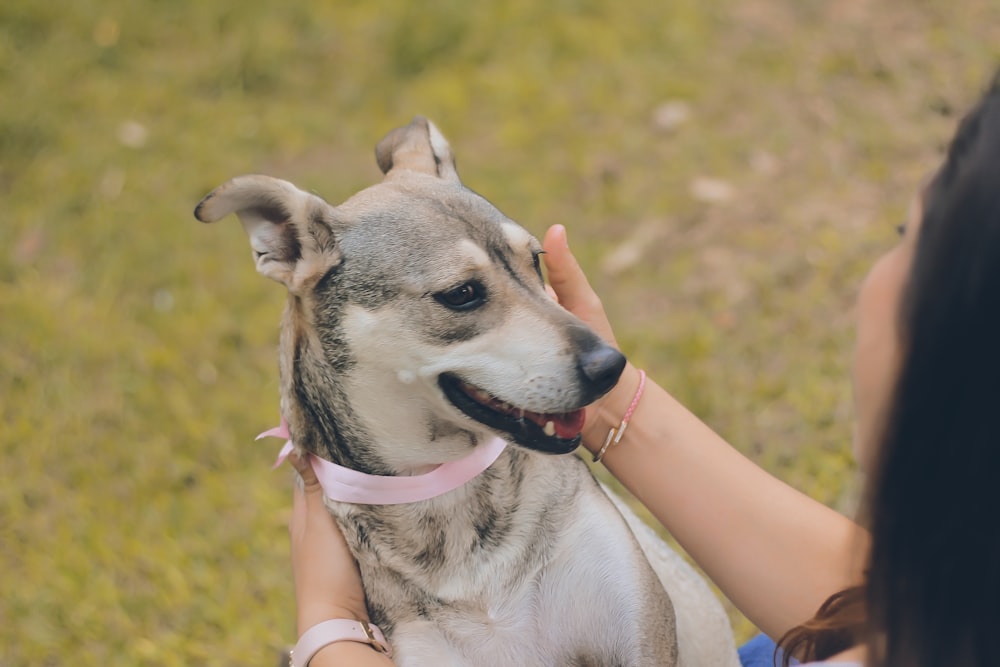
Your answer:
[194,174,341,291]
[375,116,460,183]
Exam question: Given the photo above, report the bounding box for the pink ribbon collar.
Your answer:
[258,417,507,505]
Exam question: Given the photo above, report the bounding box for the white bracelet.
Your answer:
[290,619,392,666]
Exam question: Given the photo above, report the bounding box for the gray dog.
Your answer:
[196,117,739,667]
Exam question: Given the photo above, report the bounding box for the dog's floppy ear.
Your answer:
[194,174,340,291]
[375,116,460,183]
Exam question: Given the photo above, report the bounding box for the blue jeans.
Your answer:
[738,633,797,667]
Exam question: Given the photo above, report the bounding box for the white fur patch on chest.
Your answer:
[389,592,567,667]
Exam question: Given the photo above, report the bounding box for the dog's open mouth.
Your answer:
[439,374,585,454]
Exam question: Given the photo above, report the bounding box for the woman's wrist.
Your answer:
[309,641,396,666]
[293,619,394,667]
[298,603,370,637]
[582,363,644,456]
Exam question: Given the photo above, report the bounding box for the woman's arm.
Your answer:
[287,453,397,667]
[542,224,869,639]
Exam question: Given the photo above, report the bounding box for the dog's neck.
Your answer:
[281,394,493,476]
[262,417,508,504]
[278,360,496,476]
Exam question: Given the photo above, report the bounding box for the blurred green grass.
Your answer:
[2,1,999,664]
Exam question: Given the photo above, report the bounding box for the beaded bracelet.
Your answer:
[593,369,647,463]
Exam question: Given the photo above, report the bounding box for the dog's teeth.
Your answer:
[543,421,556,437]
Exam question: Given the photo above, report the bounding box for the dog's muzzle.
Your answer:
[438,343,626,454]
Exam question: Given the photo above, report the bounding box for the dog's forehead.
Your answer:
[338,180,537,261]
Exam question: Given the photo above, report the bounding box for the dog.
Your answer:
[195,117,739,666]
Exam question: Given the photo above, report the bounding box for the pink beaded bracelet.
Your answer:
[593,369,647,463]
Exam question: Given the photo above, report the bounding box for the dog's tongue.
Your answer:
[525,408,586,439]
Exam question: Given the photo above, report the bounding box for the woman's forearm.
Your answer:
[586,364,869,638]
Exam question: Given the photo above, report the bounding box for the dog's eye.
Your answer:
[435,282,485,310]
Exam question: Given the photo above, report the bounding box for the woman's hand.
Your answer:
[542,224,647,451]
[287,451,368,636]
[541,224,619,347]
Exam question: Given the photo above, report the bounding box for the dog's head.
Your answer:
[196,117,624,471]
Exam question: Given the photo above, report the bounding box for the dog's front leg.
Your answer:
[534,490,680,667]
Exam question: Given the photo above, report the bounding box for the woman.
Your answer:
[284,71,1000,667]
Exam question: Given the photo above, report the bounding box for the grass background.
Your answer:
[2,1,999,665]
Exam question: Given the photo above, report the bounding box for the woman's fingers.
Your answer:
[288,451,329,542]
[542,224,619,347]
[541,224,584,309]
[290,451,322,494]
[289,452,316,538]
[286,451,370,631]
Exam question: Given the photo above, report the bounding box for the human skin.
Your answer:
[286,452,395,666]
[850,194,922,469]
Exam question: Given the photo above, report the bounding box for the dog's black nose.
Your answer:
[578,343,627,396]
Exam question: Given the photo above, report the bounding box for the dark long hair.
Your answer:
[779,70,1000,666]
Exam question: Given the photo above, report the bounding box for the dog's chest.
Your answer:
[324,456,674,666]
[344,512,573,666]
[340,496,558,615]
[385,584,583,667]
